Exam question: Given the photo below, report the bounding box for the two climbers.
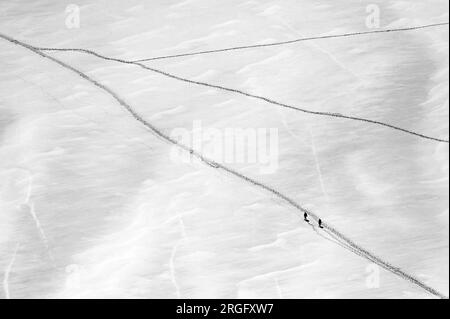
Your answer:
[304,212,324,229]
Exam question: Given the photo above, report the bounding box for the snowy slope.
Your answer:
[0,0,448,298]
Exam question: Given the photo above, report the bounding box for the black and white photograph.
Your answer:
[0,0,448,304]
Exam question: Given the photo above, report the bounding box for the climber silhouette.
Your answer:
[318,219,324,228]
[304,212,309,223]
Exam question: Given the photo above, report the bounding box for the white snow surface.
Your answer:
[0,0,448,298]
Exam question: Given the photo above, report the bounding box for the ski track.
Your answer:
[3,243,20,299]
[169,242,181,299]
[24,175,55,264]
[274,278,283,299]
[308,128,330,204]
[0,32,447,299]
[28,202,54,263]
[28,44,449,144]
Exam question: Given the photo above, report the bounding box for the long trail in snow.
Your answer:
[1,32,447,299]
[37,22,450,63]
[135,22,450,62]
[30,43,449,144]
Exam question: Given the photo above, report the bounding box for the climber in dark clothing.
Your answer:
[304,212,309,223]
[318,219,324,229]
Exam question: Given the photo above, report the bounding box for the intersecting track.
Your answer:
[31,39,449,144]
[1,32,447,298]
[33,22,449,63]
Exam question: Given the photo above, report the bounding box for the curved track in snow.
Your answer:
[31,45,449,144]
